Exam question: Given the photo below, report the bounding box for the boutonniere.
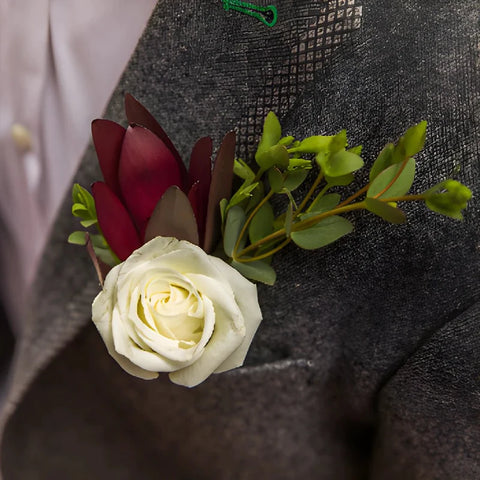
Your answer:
[69,94,471,387]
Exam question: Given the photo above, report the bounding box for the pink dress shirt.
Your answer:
[0,0,157,333]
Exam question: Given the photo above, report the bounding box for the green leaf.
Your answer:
[424,180,472,220]
[403,121,427,157]
[72,184,94,209]
[92,235,120,265]
[256,144,289,170]
[71,203,89,216]
[255,112,282,161]
[231,259,276,285]
[324,150,364,177]
[285,202,293,237]
[325,173,354,186]
[283,169,309,192]
[315,151,328,171]
[268,167,285,193]
[309,193,341,214]
[93,246,118,267]
[233,158,255,182]
[291,216,353,250]
[245,182,264,214]
[67,231,88,246]
[278,135,295,146]
[220,198,228,227]
[369,143,395,181]
[249,201,274,244]
[367,158,416,199]
[391,136,407,164]
[71,184,97,223]
[80,219,98,228]
[288,135,333,154]
[90,233,108,248]
[348,145,363,156]
[72,183,88,205]
[329,130,348,153]
[228,182,259,210]
[365,197,406,224]
[288,158,312,170]
[223,206,246,258]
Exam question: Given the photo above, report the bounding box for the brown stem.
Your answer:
[337,184,369,208]
[373,157,409,199]
[381,194,425,202]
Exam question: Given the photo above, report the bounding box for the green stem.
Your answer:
[295,171,324,216]
[293,202,367,231]
[306,184,330,213]
[233,189,274,260]
[235,194,427,261]
[236,238,291,263]
[253,166,266,183]
[337,184,369,208]
[238,201,366,257]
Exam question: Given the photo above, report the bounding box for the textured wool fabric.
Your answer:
[2,1,479,479]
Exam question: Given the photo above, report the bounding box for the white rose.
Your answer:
[92,236,262,387]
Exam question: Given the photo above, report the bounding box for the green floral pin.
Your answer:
[222,0,278,27]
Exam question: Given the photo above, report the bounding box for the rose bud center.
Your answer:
[137,275,205,349]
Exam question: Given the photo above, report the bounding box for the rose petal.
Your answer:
[112,301,188,372]
[130,238,224,281]
[92,182,142,261]
[124,93,187,183]
[121,275,213,364]
[92,264,159,380]
[203,131,236,253]
[118,125,182,235]
[168,272,245,387]
[91,119,126,197]
[144,186,199,245]
[208,256,262,373]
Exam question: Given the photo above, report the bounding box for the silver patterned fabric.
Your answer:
[2,1,480,478]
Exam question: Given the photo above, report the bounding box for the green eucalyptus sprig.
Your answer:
[68,184,119,267]
[221,112,472,285]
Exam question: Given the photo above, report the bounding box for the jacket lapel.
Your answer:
[2,0,363,421]
[3,1,480,478]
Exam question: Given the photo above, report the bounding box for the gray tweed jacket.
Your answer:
[2,1,479,479]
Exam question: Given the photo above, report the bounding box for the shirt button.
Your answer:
[11,123,33,152]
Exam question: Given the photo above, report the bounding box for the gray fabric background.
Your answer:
[1,1,479,478]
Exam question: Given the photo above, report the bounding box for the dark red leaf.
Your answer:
[186,137,212,245]
[144,186,199,246]
[118,125,182,236]
[124,93,187,184]
[203,131,236,253]
[92,182,142,261]
[186,137,212,191]
[91,119,126,197]
[188,182,206,246]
